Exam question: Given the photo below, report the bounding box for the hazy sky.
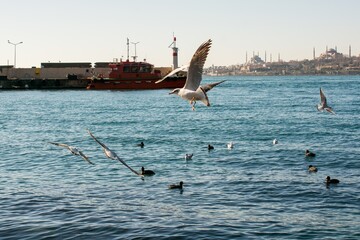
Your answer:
[1,0,360,68]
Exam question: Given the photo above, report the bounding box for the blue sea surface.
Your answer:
[1,75,360,239]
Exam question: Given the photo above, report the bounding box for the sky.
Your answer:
[1,0,360,68]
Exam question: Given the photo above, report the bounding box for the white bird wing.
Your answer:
[184,39,212,91]
[155,64,189,84]
[115,155,141,176]
[87,129,140,176]
[325,107,336,114]
[49,141,93,165]
[49,142,70,149]
[320,88,327,105]
[87,129,111,152]
[201,80,226,93]
[78,150,94,165]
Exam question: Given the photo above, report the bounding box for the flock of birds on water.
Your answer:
[48,39,340,190]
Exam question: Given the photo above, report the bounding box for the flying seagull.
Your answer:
[156,39,225,110]
[48,142,94,165]
[87,129,140,176]
[317,88,335,114]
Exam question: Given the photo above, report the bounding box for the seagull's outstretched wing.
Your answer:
[77,150,94,165]
[184,39,212,91]
[49,142,70,149]
[87,129,111,151]
[114,155,141,176]
[201,80,226,92]
[49,141,94,165]
[88,129,118,160]
[325,107,336,114]
[87,129,140,176]
[320,88,327,105]
[155,64,189,84]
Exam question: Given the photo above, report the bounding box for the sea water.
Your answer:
[1,75,359,239]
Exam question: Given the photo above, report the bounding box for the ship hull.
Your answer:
[86,76,186,90]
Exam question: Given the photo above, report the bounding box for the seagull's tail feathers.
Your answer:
[199,87,210,106]
[198,80,226,106]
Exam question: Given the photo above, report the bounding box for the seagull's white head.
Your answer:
[169,88,181,95]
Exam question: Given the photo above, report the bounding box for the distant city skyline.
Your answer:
[1,0,360,68]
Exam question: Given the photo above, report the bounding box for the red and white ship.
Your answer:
[87,37,186,90]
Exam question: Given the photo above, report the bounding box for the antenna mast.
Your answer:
[126,38,129,61]
[131,41,140,62]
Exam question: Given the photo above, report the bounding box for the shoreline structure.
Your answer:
[1,47,360,89]
[205,47,360,76]
[0,62,174,90]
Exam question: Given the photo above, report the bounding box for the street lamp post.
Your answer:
[8,40,23,68]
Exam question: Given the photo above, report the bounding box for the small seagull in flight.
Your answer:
[317,88,335,114]
[87,129,140,176]
[48,142,94,165]
[156,39,225,110]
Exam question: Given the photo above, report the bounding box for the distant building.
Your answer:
[249,55,265,64]
[318,48,343,60]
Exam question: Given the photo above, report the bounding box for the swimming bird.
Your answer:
[227,142,234,149]
[317,88,335,114]
[208,144,214,150]
[326,176,340,184]
[308,165,318,172]
[273,139,278,145]
[141,166,155,176]
[168,181,183,190]
[156,39,225,110]
[87,129,140,176]
[48,142,94,165]
[185,153,193,160]
[305,149,316,157]
[137,141,145,148]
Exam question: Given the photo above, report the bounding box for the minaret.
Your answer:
[313,47,316,60]
[270,53,272,63]
[246,51,248,63]
[265,51,267,63]
[349,45,351,58]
